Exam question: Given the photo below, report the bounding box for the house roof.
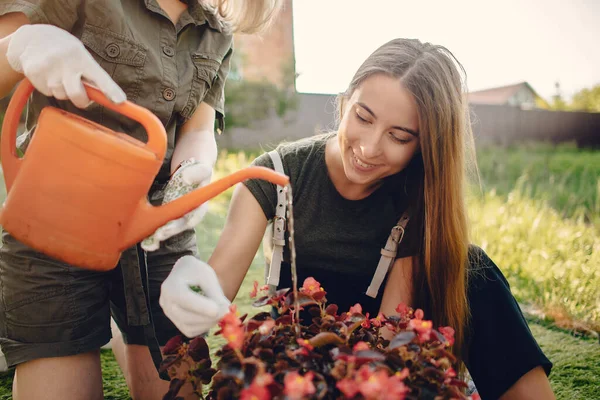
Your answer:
[467,81,536,105]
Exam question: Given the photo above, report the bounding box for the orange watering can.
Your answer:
[0,79,289,271]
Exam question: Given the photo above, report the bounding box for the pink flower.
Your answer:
[414,308,424,320]
[240,373,274,400]
[438,326,455,346]
[284,371,316,400]
[353,341,370,352]
[395,303,410,316]
[349,303,363,315]
[258,319,275,335]
[301,277,323,296]
[409,318,433,342]
[357,367,388,398]
[250,281,259,298]
[337,378,359,398]
[240,383,270,400]
[370,313,384,327]
[356,365,408,400]
[297,338,314,351]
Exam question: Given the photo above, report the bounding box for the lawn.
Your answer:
[0,145,598,399]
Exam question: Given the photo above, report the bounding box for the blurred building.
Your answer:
[467,82,550,110]
[232,0,295,87]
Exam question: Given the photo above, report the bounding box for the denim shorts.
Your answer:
[0,224,197,369]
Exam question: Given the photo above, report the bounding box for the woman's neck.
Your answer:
[156,0,188,24]
[324,135,382,201]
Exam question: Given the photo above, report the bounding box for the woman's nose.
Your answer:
[359,134,383,160]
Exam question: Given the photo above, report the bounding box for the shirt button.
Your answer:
[105,43,120,58]
[162,88,176,101]
[162,46,175,57]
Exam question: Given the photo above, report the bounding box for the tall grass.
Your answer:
[476,144,600,227]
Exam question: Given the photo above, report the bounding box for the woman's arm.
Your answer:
[208,184,269,301]
[499,366,555,400]
[0,12,28,98]
[377,256,414,339]
[171,101,218,173]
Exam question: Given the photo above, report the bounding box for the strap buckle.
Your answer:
[391,225,405,244]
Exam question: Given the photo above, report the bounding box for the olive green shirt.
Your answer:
[0,0,233,181]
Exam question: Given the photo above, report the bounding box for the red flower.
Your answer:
[361,312,371,328]
[240,383,270,400]
[250,281,259,298]
[370,313,384,327]
[395,303,410,316]
[438,326,455,346]
[301,277,323,296]
[337,378,360,398]
[219,305,244,350]
[409,318,433,342]
[240,373,274,400]
[297,338,314,351]
[353,341,370,352]
[284,371,316,400]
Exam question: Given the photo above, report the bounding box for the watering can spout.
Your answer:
[123,166,289,248]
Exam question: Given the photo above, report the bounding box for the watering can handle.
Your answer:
[1,79,167,192]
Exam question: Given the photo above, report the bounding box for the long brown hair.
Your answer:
[338,38,476,362]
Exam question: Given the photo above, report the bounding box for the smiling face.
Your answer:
[335,73,421,193]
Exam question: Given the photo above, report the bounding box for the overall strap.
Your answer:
[266,150,286,290]
[366,211,410,298]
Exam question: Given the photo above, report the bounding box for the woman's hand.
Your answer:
[160,255,230,338]
[6,24,125,108]
[141,159,212,252]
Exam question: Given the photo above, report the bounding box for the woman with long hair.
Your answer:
[161,38,555,399]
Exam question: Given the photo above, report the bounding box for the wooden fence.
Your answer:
[470,104,600,148]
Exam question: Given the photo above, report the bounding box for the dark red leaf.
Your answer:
[325,304,338,316]
[388,331,417,350]
[162,378,185,400]
[187,336,210,362]
[162,335,183,355]
[354,350,386,363]
[252,296,272,307]
[159,355,181,373]
[312,290,327,301]
[308,332,345,348]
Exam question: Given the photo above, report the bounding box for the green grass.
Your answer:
[0,145,598,399]
[476,144,600,227]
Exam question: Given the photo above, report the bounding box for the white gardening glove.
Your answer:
[6,24,126,108]
[142,158,213,252]
[160,255,230,337]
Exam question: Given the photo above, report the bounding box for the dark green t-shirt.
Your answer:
[244,133,418,314]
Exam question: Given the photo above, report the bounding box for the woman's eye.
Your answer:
[389,133,411,144]
[355,111,369,123]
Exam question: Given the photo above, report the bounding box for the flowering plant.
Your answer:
[160,278,479,400]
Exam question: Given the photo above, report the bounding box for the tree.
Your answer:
[222,52,298,130]
[570,84,600,113]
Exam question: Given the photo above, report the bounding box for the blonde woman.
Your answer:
[0,1,281,399]
[160,39,556,399]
